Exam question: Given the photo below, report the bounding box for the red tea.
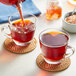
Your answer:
[40,32,68,61]
[11,20,35,43]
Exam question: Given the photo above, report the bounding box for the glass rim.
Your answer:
[39,28,70,47]
[8,12,37,27]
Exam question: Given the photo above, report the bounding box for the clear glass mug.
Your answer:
[39,28,75,64]
[1,12,37,46]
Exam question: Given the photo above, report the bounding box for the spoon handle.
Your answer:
[72,7,76,15]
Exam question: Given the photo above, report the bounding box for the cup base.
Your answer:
[13,40,31,46]
[43,57,61,64]
[4,38,37,54]
[36,54,71,72]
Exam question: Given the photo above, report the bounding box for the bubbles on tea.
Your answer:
[11,20,35,43]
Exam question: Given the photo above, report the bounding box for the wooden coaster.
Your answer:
[36,54,71,72]
[4,38,37,54]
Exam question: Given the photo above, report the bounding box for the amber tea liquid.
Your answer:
[16,3,25,27]
[46,6,62,20]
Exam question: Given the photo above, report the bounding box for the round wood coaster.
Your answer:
[4,38,37,54]
[36,54,71,72]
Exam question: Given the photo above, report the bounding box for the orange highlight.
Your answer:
[13,20,32,27]
[47,31,64,36]
[73,0,76,1]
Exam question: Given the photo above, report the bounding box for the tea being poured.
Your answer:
[0,0,25,27]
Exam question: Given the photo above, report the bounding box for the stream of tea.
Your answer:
[16,3,24,27]
[0,0,25,26]
[0,0,36,44]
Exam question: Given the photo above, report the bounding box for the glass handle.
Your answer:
[1,25,12,38]
[65,45,75,58]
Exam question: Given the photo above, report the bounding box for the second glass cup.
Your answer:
[46,0,62,20]
[2,12,37,46]
[39,28,75,64]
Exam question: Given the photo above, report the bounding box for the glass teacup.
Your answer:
[1,12,37,46]
[39,28,75,64]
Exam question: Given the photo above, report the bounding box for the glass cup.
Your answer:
[39,28,75,64]
[46,0,62,20]
[68,0,76,5]
[1,12,37,46]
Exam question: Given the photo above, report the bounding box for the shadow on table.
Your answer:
[0,45,18,64]
[34,70,55,76]
[26,69,57,76]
